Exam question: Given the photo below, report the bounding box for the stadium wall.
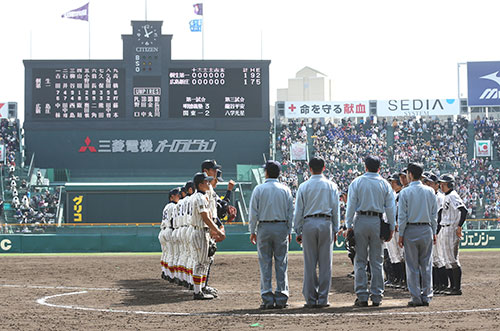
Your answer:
[0,228,498,253]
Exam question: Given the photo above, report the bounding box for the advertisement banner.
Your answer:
[475,140,491,157]
[290,142,307,161]
[467,61,500,107]
[0,144,5,163]
[284,101,369,118]
[0,103,8,119]
[377,99,459,117]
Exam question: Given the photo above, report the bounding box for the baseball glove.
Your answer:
[208,239,217,257]
[346,229,355,247]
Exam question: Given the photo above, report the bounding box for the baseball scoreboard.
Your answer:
[24,21,270,178]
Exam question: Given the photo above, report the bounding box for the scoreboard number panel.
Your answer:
[168,67,263,118]
[25,20,270,129]
[32,67,126,120]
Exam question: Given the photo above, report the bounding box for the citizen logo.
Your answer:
[135,47,159,53]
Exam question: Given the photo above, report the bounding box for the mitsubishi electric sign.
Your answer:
[467,61,500,107]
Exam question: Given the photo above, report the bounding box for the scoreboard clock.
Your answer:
[135,23,159,46]
[132,21,162,74]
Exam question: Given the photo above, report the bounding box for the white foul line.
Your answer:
[0,283,253,294]
[35,290,500,318]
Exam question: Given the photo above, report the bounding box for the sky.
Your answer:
[1,0,499,123]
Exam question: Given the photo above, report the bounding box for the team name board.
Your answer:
[377,99,460,117]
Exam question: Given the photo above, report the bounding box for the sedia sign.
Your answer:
[377,99,460,117]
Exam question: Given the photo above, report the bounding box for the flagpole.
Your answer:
[145,0,148,21]
[88,2,91,59]
[202,11,204,60]
[88,17,91,59]
[260,30,263,60]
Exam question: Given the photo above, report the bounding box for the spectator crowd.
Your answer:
[274,116,500,221]
[0,119,61,233]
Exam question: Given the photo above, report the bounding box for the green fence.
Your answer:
[1,228,499,253]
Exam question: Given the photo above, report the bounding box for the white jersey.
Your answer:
[436,191,445,210]
[180,194,193,226]
[161,202,176,229]
[440,190,465,225]
[161,203,169,229]
[178,197,187,227]
[191,191,211,228]
[208,184,218,221]
[173,203,181,229]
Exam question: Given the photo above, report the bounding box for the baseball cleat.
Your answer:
[202,286,218,298]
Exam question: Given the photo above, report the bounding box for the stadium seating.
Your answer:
[274,116,500,222]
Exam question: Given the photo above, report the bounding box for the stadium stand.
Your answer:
[0,119,62,233]
[274,116,500,227]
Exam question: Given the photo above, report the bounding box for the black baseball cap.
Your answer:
[399,168,408,176]
[201,160,221,171]
[424,173,439,183]
[193,172,213,187]
[263,160,281,172]
[388,173,400,182]
[184,181,195,191]
[168,188,181,198]
[438,174,455,183]
[216,169,224,182]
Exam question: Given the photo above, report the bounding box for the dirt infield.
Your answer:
[1,251,499,330]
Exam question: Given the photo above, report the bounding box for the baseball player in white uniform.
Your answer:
[190,172,226,300]
[438,174,467,296]
[385,173,405,288]
[159,188,181,281]
[423,173,447,293]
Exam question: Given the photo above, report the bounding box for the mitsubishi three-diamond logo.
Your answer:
[79,136,97,153]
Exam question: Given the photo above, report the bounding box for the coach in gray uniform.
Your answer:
[294,157,339,308]
[345,156,395,307]
[249,160,294,310]
[398,163,438,307]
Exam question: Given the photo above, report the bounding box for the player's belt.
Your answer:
[305,213,331,219]
[359,211,383,217]
[408,222,430,226]
[440,224,452,227]
[193,225,210,231]
[261,220,287,223]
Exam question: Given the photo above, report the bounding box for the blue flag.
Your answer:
[190,19,202,32]
[61,3,89,21]
[193,3,203,15]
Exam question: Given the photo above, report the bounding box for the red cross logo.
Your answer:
[79,136,97,153]
[288,104,296,112]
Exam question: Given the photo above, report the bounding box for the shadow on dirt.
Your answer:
[115,278,194,306]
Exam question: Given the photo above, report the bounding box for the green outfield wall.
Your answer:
[0,228,499,253]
